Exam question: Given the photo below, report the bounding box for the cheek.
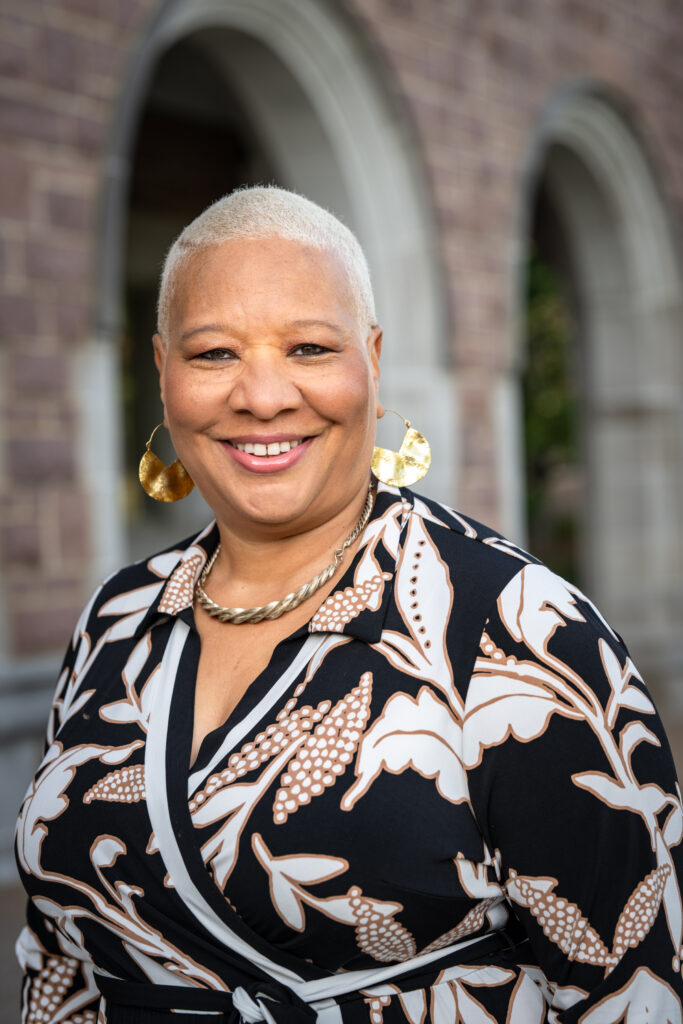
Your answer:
[319,358,375,423]
[163,367,213,427]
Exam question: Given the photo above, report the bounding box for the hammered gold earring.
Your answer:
[138,423,194,502]
[372,409,431,487]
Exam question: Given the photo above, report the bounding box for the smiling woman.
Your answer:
[153,236,380,536]
[14,187,683,1024]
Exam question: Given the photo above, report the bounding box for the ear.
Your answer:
[366,326,385,417]
[152,334,167,411]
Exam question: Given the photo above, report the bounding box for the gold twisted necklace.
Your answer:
[195,483,375,625]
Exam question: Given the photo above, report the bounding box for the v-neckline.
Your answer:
[145,620,331,986]
[182,534,373,787]
[186,620,310,779]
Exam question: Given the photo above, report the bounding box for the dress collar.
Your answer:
[306,483,411,643]
[129,483,412,645]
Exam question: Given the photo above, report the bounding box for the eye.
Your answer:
[290,343,330,356]
[193,348,237,362]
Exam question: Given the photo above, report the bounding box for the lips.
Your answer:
[221,436,313,473]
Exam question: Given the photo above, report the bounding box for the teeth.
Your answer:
[232,439,303,456]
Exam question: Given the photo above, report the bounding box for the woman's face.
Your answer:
[153,236,382,538]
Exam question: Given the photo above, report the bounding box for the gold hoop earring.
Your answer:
[138,423,194,502]
[372,409,431,487]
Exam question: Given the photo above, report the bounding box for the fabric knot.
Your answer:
[232,987,269,1023]
[230,982,317,1024]
[94,974,320,1023]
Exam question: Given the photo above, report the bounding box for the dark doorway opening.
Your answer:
[522,172,584,585]
[123,35,277,557]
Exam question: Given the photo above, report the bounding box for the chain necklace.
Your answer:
[195,483,375,625]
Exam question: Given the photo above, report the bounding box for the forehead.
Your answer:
[170,237,359,332]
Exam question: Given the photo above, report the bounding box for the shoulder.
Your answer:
[98,523,213,604]
[45,523,216,737]
[395,487,626,677]
[399,485,538,582]
[76,522,218,642]
[375,486,543,691]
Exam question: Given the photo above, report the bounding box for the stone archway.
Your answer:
[122,36,277,560]
[80,0,451,586]
[518,86,683,707]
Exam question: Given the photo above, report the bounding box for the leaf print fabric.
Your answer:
[14,484,683,1023]
[341,686,467,810]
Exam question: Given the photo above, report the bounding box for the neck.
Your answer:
[208,480,372,604]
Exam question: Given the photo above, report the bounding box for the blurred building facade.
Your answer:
[1,0,682,884]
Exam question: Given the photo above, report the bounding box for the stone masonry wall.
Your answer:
[344,0,683,524]
[0,0,152,655]
[346,0,683,521]
[0,0,682,659]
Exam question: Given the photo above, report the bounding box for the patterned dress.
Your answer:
[15,483,683,1023]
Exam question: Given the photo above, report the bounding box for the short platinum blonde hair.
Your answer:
[157,185,377,338]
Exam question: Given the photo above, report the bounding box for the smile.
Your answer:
[222,436,314,474]
[229,439,306,457]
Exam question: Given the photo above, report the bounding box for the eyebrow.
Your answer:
[180,319,347,342]
[180,323,237,343]
[286,319,346,336]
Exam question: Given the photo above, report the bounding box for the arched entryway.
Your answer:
[519,86,683,706]
[80,0,451,585]
[122,36,277,559]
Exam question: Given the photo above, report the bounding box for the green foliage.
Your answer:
[523,253,581,583]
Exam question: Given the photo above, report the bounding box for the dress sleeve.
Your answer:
[463,562,683,1022]
[16,587,104,1023]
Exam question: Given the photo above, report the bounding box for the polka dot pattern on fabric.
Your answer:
[508,870,617,967]
[612,865,671,962]
[273,673,373,823]
[310,577,385,633]
[26,957,81,1024]
[159,553,205,614]
[189,699,323,813]
[420,897,500,954]
[364,994,391,1024]
[349,886,416,963]
[83,764,146,804]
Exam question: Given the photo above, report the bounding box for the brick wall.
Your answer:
[0,0,151,655]
[1,0,682,656]
[346,0,683,522]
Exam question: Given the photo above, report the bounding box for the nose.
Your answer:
[227,350,303,420]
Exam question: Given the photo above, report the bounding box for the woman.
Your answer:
[16,186,683,1023]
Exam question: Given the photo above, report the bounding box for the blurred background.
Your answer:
[1,0,682,1014]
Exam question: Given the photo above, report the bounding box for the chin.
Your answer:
[225,493,315,529]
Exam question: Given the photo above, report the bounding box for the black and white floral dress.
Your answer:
[15,484,683,1023]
